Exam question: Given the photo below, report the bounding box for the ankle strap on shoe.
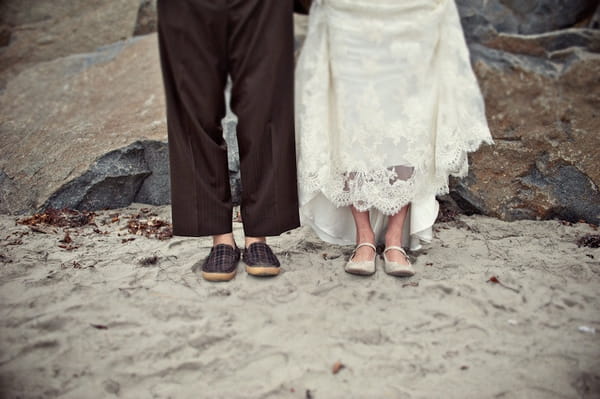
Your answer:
[355,242,376,252]
[384,246,407,256]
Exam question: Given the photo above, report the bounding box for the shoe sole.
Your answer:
[202,270,237,282]
[345,268,375,276]
[245,265,280,276]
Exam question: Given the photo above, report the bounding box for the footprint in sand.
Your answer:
[31,316,70,332]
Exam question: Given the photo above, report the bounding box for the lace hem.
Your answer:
[298,123,493,217]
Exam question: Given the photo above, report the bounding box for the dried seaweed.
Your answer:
[126,216,173,240]
[436,206,461,223]
[19,208,95,228]
[138,255,159,266]
[577,234,600,248]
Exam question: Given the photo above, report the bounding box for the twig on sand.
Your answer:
[487,276,519,293]
[90,324,108,330]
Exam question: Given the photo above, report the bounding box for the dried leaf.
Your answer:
[58,244,78,251]
[60,232,72,244]
[332,361,345,374]
[19,208,95,228]
[126,214,173,240]
[91,324,108,330]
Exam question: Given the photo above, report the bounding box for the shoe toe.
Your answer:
[344,260,376,275]
[383,253,415,277]
[383,260,415,277]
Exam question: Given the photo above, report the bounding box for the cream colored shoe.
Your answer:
[344,242,377,276]
[383,246,415,277]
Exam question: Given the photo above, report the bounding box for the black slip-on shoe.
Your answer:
[243,242,281,276]
[201,244,241,282]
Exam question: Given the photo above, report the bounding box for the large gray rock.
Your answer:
[223,85,242,206]
[590,4,600,29]
[45,140,169,211]
[0,35,168,214]
[0,0,141,88]
[133,0,157,37]
[483,29,600,59]
[450,42,600,224]
[456,0,598,42]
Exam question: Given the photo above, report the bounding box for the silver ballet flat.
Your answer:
[383,246,415,277]
[344,242,377,276]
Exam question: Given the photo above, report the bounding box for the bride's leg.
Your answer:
[384,204,411,264]
[350,206,376,262]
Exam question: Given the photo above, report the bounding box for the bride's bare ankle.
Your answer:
[356,233,375,245]
[384,230,402,247]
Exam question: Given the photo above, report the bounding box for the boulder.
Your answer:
[133,0,157,37]
[450,43,600,224]
[590,4,600,29]
[0,0,141,88]
[456,0,598,42]
[0,35,168,214]
[483,29,600,59]
[45,140,169,211]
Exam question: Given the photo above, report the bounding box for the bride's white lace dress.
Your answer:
[295,0,493,250]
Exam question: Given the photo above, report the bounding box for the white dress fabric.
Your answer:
[295,0,493,250]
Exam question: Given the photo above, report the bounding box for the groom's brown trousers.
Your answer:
[157,0,300,237]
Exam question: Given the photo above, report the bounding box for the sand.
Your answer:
[0,204,599,398]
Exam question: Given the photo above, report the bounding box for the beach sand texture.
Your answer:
[0,204,599,398]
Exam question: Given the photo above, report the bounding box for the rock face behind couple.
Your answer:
[0,0,598,225]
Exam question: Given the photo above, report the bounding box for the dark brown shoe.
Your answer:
[243,242,281,276]
[201,244,240,282]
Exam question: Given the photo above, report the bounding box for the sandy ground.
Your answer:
[0,204,599,399]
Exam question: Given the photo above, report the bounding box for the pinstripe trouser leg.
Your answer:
[157,0,300,237]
